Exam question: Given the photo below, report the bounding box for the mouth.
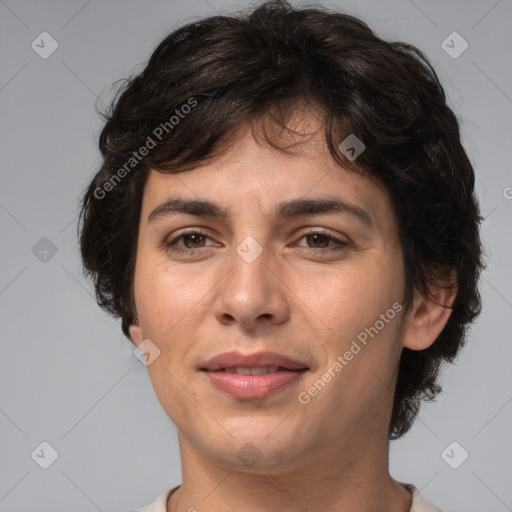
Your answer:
[200,351,309,399]
[203,366,309,375]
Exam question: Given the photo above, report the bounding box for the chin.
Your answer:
[199,422,306,471]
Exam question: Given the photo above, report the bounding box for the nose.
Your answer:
[212,239,290,332]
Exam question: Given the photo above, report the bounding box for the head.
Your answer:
[78,0,484,459]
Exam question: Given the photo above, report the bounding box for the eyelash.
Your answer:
[163,229,349,255]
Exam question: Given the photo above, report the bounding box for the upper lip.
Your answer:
[201,351,309,371]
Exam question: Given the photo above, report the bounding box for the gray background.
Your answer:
[0,0,511,510]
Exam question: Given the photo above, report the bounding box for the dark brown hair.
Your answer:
[78,0,485,440]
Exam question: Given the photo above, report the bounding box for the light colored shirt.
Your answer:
[130,482,443,511]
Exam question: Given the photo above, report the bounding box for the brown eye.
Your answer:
[305,233,331,248]
[164,230,213,254]
[296,229,349,253]
[181,233,207,249]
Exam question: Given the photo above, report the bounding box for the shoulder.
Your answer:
[127,483,443,512]
[402,483,444,512]
[128,485,180,512]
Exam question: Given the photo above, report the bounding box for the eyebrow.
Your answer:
[147,196,373,227]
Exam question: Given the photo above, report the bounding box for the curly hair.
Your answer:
[78,0,485,440]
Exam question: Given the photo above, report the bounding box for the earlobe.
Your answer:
[402,273,457,351]
[129,322,143,346]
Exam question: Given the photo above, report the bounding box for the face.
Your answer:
[129,116,409,473]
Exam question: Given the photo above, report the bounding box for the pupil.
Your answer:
[309,234,328,247]
[186,234,203,248]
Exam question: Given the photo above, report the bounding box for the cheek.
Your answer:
[135,254,199,322]
[134,254,221,362]
[326,257,404,397]
[298,253,404,346]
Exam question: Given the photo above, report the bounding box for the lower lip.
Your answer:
[202,369,307,399]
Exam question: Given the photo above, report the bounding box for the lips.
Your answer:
[201,351,309,372]
[200,351,309,399]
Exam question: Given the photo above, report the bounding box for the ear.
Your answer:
[402,269,457,351]
[129,322,143,347]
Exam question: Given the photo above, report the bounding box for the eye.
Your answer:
[164,230,213,254]
[295,229,349,253]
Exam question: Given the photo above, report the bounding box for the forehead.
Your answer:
[140,116,398,238]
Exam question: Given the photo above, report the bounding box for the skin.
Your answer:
[129,111,456,512]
